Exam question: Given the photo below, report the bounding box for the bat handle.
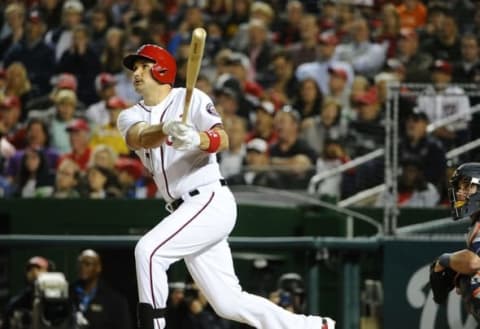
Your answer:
[182,88,193,124]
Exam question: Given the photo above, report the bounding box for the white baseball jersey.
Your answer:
[119,86,334,329]
[117,88,223,202]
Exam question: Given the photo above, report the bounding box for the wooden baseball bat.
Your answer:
[182,27,207,124]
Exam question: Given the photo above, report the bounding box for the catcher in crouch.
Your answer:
[430,163,480,321]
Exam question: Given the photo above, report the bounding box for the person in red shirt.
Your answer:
[58,118,92,171]
[396,0,427,29]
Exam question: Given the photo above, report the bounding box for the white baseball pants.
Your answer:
[134,181,334,329]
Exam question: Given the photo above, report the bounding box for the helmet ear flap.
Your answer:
[150,63,170,83]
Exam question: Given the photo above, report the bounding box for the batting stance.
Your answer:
[430,163,480,321]
[117,44,336,329]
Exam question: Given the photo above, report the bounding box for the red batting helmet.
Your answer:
[123,44,176,85]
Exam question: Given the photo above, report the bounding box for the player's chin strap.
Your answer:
[137,302,166,329]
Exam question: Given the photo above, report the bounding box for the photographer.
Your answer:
[69,249,132,329]
[1,256,52,329]
[269,273,306,315]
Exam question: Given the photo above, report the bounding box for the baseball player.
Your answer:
[430,163,480,321]
[117,44,336,329]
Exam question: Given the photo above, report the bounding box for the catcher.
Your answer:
[430,163,480,321]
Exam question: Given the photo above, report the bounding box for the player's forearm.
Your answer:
[198,128,229,153]
[138,124,168,149]
[437,249,480,275]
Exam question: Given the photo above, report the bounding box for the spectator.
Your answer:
[396,0,428,29]
[286,14,320,69]
[52,158,81,198]
[3,9,55,99]
[301,97,347,155]
[246,100,277,145]
[334,18,387,78]
[1,256,52,329]
[314,138,352,199]
[269,273,306,314]
[394,27,433,83]
[165,282,187,329]
[85,164,119,198]
[87,144,118,172]
[0,96,22,142]
[59,118,92,171]
[292,78,323,120]
[70,249,132,329]
[90,96,130,156]
[242,18,276,86]
[3,62,33,121]
[45,0,85,62]
[225,52,264,101]
[0,3,25,61]
[88,6,112,57]
[374,3,401,59]
[4,118,59,184]
[453,34,480,83]
[25,73,85,112]
[273,0,303,46]
[296,33,353,96]
[223,0,251,40]
[270,106,317,189]
[375,158,440,207]
[100,27,126,74]
[56,24,102,106]
[214,75,254,124]
[13,148,54,198]
[86,73,118,128]
[267,50,298,106]
[326,64,351,112]
[219,115,247,179]
[37,0,63,31]
[46,89,79,154]
[416,59,471,150]
[345,87,385,158]
[115,157,146,199]
[399,111,447,190]
[228,138,279,187]
[421,13,462,62]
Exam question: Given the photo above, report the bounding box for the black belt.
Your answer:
[169,179,227,211]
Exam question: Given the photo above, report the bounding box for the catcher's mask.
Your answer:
[449,163,480,221]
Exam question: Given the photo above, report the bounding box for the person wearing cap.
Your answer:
[393,27,432,82]
[416,59,471,150]
[345,87,385,157]
[48,89,79,154]
[86,72,118,128]
[70,249,132,329]
[3,8,55,98]
[269,106,318,189]
[214,74,254,123]
[399,111,447,190]
[326,64,351,111]
[225,52,264,100]
[246,100,278,145]
[90,96,130,155]
[2,256,52,329]
[295,32,353,95]
[115,157,146,199]
[45,0,85,62]
[333,17,387,78]
[228,137,280,187]
[58,118,92,171]
[57,24,102,106]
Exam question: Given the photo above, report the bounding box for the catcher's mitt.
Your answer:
[429,259,457,304]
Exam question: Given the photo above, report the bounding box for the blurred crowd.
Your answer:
[0,0,479,207]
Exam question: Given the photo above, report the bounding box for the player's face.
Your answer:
[132,59,156,93]
[456,180,478,201]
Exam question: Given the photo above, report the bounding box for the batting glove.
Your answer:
[162,120,190,137]
[171,127,201,151]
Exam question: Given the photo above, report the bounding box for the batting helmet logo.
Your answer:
[123,44,176,85]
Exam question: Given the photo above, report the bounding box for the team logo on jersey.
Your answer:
[206,103,220,117]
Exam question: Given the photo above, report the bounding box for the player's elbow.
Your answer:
[468,257,480,273]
